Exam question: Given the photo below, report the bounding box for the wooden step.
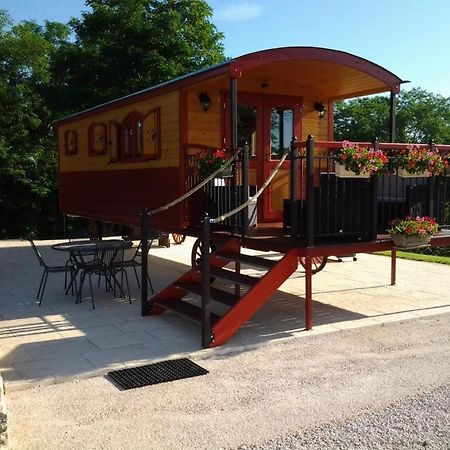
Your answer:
[209,267,259,287]
[176,282,239,307]
[153,298,221,324]
[216,252,278,270]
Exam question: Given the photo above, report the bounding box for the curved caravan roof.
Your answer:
[56,46,405,125]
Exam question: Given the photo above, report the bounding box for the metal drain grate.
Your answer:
[107,358,208,390]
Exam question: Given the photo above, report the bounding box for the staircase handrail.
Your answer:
[210,151,289,224]
[147,149,240,217]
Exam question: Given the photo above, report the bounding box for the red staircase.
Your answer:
[149,237,299,347]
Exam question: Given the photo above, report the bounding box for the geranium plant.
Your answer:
[197,148,228,178]
[387,216,438,238]
[394,144,447,176]
[334,141,388,175]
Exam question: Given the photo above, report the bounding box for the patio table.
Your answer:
[52,239,133,305]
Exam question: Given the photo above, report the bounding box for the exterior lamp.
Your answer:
[199,92,212,112]
[314,102,326,119]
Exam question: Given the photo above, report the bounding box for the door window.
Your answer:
[270,108,293,159]
[237,103,257,157]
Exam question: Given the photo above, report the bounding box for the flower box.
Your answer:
[335,164,370,179]
[392,234,432,249]
[396,168,429,178]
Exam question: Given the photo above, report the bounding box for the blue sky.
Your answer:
[2,0,450,96]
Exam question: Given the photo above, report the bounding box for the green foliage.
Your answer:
[334,88,450,145]
[0,2,225,238]
[0,11,70,238]
[51,0,225,112]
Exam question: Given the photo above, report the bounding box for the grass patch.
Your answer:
[375,250,450,265]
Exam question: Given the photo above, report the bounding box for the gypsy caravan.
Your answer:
[55,47,450,347]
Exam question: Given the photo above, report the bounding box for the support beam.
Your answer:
[140,208,149,316]
[230,77,238,234]
[389,92,396,143]
[391,248,396,285]
[304,255,313,330]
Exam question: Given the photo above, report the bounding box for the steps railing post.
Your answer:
[140,208,149,316]
[290,137,299,246]
[201,213,212,347]
[306,135,315,247]
[241,143,250,236]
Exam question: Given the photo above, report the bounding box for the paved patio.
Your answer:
[1,237,449,390]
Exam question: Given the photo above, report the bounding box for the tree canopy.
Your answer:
[0,1,225,238]
[50,0,225,113]
[334,88,450,144]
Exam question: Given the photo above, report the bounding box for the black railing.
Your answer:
[286,138,450,246]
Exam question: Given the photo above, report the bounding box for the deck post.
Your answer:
[201,213,212,348]
[140,208,149,316]
[230,77,238,234]
[389,92,396,143]
[306,135,315,247]
[241,143,250,236]
[305,255,313,330]
[371,139,379,240]
[290,137,299,245]
[391,248,396,285]
[429,140,436,217]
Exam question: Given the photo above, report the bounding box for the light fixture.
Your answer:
[199,92,212,112]
[314,102,326,119]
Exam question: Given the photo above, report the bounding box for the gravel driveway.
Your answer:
[7,313,450,450]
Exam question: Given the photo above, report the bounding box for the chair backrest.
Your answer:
[98,241,124,268]
[29,240,45,267]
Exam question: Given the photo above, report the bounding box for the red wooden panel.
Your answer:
[59,168,185,231]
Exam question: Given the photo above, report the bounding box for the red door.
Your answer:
[223,94,302,222]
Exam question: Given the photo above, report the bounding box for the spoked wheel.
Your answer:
[299,256,328,274]
[191,237,217,268]
[172,233,186,245]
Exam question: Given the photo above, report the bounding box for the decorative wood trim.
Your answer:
[142,107,161,160]
[64,129,78,156]
[88,122,107,156]
[108,121,120,163]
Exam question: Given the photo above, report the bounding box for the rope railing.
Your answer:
[147,149,240,217]
[210,151,289,224]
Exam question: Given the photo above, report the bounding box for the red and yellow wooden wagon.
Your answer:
[55,47,450,347]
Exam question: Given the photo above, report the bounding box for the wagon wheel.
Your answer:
[299,256,328,274]
[172,233,186,245]
[191,237,217,268]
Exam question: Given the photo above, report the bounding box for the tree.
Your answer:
[0,11,71,238]
[334,88,450,144]
[51,0,225,113]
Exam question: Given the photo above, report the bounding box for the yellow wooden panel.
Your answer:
[270,169,290,211]
[186,88,223,149]
[58,91,180,172]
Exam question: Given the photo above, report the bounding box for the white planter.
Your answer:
[396,168,429,178]
[392,234,432,249]
[335,164,370,179]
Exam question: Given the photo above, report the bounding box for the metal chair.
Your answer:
[115,239,154,293]
[29,240,76,306]
[74,241,130,309]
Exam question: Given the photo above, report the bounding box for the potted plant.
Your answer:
[197,148,231,179]
[334,141,388,178]
[388,216,438,248]
[394,144,447,177]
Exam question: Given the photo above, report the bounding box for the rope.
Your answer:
[210,152,289,224]
[148,149,240,217]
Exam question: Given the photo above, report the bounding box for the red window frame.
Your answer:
[64,129,78,156]
[88,122,107,156]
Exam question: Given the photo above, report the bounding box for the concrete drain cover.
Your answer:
[107,358,208,390]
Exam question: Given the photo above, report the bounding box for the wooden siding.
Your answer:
[57,91,180,173]
[186,88,223,148]
[59,167,183,230]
